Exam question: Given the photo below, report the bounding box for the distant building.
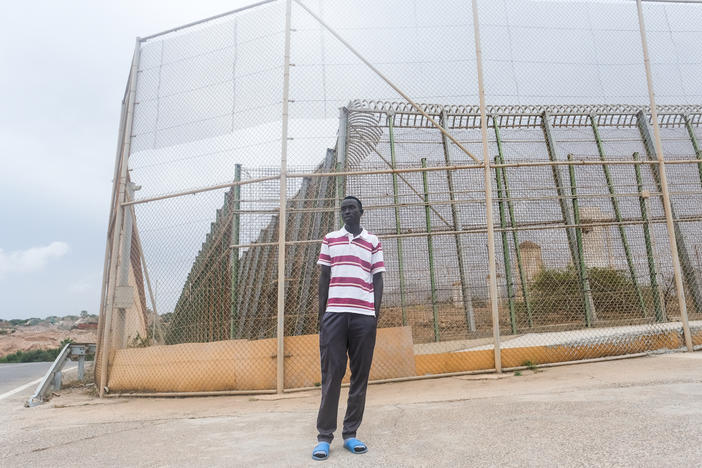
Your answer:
[515,241,544,296]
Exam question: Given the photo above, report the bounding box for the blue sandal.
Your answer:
[312,442,330,461]
[343,438,368,454]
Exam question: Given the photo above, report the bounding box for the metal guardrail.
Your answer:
[25,343,96,408]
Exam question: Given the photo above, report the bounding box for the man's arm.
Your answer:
[373,272,384,321]
[318,265,331,330]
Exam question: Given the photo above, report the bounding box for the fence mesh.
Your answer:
[97,0,702,394]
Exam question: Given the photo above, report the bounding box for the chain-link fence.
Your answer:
[96,0,702,395]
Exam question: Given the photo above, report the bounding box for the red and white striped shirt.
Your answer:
[317,227,385,316]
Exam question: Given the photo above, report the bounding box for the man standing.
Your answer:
[312,196,385,461]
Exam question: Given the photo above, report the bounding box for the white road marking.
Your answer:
[0,366,77,401]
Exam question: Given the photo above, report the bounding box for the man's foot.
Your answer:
[312,442,330,461]
[343,438,368,454]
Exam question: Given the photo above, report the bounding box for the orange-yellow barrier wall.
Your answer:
[108,326,415,392]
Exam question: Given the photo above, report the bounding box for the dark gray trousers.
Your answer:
[316,312,377,443]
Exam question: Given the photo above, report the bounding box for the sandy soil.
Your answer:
[0,325,97,357]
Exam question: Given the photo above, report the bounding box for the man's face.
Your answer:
[340,198,363,226]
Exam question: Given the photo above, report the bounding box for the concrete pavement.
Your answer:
[1,352,701,467]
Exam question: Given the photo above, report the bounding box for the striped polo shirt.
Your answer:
[317,227,386,316]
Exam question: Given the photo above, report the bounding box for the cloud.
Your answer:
[0,242,70,278]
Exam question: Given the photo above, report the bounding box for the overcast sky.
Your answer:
[2,0,700,320]
[0,1,251,319]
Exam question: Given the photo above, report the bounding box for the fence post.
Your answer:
[637,112,696,348]
[230,164,241,338]
[335,108,348,228]
[633,152,665,322]
[542,112,597,325]
[494,156,517,334]
[388,112,408,325]
[440,110,476,332]
[493,118,533,327]
[590,115,647,317]
[567,155,595,328]
[421,158,440,342]
[277,0,292,392]
[472,0,501,372]
[98,38,142,397]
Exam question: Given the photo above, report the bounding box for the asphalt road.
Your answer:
[0,362,52,396]
[2,352,701,467]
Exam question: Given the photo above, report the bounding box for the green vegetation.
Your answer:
[0,339,74,363]
[515,266,647,324]
[523,360,537,371]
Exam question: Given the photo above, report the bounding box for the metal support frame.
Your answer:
[440,110,476,332]
[590,116,647,317]
[633,152,665,322]
[637,113,700,330]
[388,112,408,325]
[421,158,440,342]
[494,156,518,334]
[335,108,349,228]
[472,0,501,372]
[567,155,596,327]
[276,0,292,392]
[98,39,142,397]
[230,164,242,338]
[492,119,533,327]
[542,112,597,325]
[293,0,481,164]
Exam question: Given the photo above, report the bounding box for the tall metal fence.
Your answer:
[96,0,702,395]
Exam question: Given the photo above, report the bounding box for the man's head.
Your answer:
[341,195,363,227]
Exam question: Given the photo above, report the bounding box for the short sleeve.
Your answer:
[370,239,386,275]
[317,236,331,266]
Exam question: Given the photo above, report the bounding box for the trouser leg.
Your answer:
[342,314,377,440]
[316,312,348,443]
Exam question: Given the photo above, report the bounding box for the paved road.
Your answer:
[1,352,700,466]
[0,362,52,396]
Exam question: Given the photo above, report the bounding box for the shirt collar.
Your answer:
[341,226,367,239]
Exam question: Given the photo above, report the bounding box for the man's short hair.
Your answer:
[342,195,363,211]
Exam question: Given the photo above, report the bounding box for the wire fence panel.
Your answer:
[97,0,702,395]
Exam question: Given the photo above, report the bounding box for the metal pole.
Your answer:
[568,155,595,327]
[440,110,476,332]
[96,75,130,382]
[99,38,141,397]
[495,156,517,335]
[637,111,702,317]
[542,112,597,324]
[334,108,348,228]
[230,164,241,338]
[422,158,440,342]
[633,152,665,322]
[492,119,533,327]
[494,156,517,334]
[590,116,647,317]
[635,2,694,350]
[388,112,408,325]
[277,0,292,392]
[472,0,501,372]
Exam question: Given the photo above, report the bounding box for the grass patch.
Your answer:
[0,339,74,363]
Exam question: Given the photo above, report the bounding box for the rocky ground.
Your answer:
[0,323,97,358]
